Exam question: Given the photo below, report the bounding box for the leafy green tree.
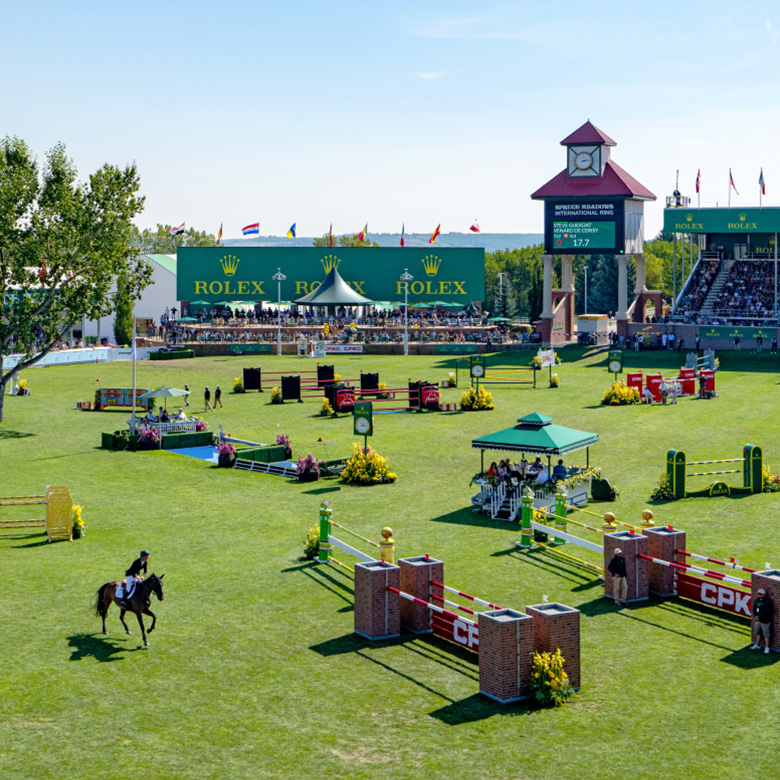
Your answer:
[0,137,149,422]
[312,233,379,248]
[113,273,134,346]
[130,224,217,253]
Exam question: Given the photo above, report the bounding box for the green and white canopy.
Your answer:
[471,412,599,456]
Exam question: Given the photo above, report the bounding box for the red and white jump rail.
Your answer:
[675,549,757,574]
[430,579,503,611]
[387,586,478,627]
[638,554,751,588]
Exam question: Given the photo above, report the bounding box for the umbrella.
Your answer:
[213,300,233,306]
[175,317,199,323]
[441,302,464,309]
[488,316,512,323]
[188,300,211,306]
[138,385,189,411]
[409,302,431,309]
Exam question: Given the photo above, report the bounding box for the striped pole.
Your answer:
[685,469,741,477]
[519,494,533,548]
[565,503,641,531]
[553,491,567,545]
[429,593,477,616]
[318,502,332,563]
[676,549,757,574]
[534,540,604,577]
[330,519,381,550]
[638,554,751,588]
[387,586,478,626]
[430,579,502,610]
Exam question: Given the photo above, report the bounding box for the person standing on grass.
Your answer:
[772,336,778,354]
[204,386,212,411]
[608,548,628,605]
[752,588,773,654]
[215,385,223,408]
[184,383,190,407]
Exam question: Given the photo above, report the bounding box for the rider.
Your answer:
[120,550,150,608]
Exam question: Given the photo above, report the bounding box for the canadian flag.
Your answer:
[469,220,480,233]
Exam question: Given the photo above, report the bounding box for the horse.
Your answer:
[95,573,165,647]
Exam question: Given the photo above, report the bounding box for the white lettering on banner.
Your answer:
[453,619,479,649]
[699,581,751,616]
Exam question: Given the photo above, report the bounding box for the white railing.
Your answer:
[490,481,507,519]
[139,421,199,434]
[507,491,520,521]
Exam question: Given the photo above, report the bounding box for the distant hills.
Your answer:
[223,232,543,252]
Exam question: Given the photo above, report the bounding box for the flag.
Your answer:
[695,170,701,194]
[286,223,296,239]
[429,223,441,244]
[760,168,766,195]
[400,223,405,248]
[470,219,480,233]
[329,223,333,248]
[729,169,739,195]
[216,223,223,244]
[242,222,260,236]
[170,223,185,236]
[357,223,368,242]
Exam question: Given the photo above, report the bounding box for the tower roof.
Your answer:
[531,160,656,201]
[560,121,616,147]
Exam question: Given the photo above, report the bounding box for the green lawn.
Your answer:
[1,348,779,780]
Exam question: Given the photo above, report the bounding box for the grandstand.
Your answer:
[665,206,780,325]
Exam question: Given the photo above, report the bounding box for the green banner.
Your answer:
[228,343,273,354]
[177,247,485,304]
[664,207,780,235]
[435,344,480,354]
[699,326,774,340]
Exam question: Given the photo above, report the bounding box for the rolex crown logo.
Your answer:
[321,254,341,273]
[739,212,747,221]
[219,254,240,277]
[685,213,694,222]
[421,254,442,276]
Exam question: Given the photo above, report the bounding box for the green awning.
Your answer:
[472,412,598,456]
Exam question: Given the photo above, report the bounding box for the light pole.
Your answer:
[497,272,505,317]
[400,268,413,356]
[272,268,286,356]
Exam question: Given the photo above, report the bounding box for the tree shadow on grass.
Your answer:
[494,544,600,588]
[302,486,342,495]
[0,429,35,439]
[67,633,143,662]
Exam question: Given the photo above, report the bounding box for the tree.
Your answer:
[113,273,134,346]
[130,224,217,254]
[312,233,379,248]
[586,255,636,315]
[0,137,150,423]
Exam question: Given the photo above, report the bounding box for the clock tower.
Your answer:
[531,121,656,345]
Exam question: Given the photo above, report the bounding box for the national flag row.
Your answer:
[169,220,481,245]
[694,168,767,196]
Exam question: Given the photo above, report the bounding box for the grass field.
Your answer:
[1,347,779,780]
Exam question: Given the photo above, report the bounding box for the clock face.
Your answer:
[575,152,593,170]
[355,417,370,434]
[472,364,485,378]
[609,360,622,373]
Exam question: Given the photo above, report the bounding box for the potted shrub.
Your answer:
[217,441,236,468]
[138,425,161,450]
[297,453,321,482]
[276,434,292,459]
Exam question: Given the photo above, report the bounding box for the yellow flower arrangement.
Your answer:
[461,386,494,411]
[270,386,283,404]
[528,649,574,707]
[340,443,398,485]
[72,504,85,539]
[601,381,640,406]
[320,398,334,417]
[232,376,245,393]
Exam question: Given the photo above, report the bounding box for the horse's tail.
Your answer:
[95,583,110,617]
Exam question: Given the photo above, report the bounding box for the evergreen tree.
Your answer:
[113,274,134,346]
[587,255,636,315]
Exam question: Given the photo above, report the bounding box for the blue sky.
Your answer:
[2,1,779,240]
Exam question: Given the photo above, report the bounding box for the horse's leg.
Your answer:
[136,610,149,647]
[119,608,131,635]
[143,607,156,633]
[102,595,109,634]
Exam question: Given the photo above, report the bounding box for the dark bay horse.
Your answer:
[95,574,165,647]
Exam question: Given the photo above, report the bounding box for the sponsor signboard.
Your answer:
[699,326,775,340]
[324,344,363,353]
[177,247,485,304]
[676,572,752,617]
[99,388,151,409]
[434,344,480,354]
[432,611,480,652]
[228,344,273,354]
[664,206,780,234]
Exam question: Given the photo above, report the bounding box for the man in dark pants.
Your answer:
[608,548,628,606]
[752,588,773,654]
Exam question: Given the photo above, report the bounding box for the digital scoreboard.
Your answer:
[544,199,625,255]
[552,221,615,250]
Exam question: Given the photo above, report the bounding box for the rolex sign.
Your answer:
[176,247,485,304]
